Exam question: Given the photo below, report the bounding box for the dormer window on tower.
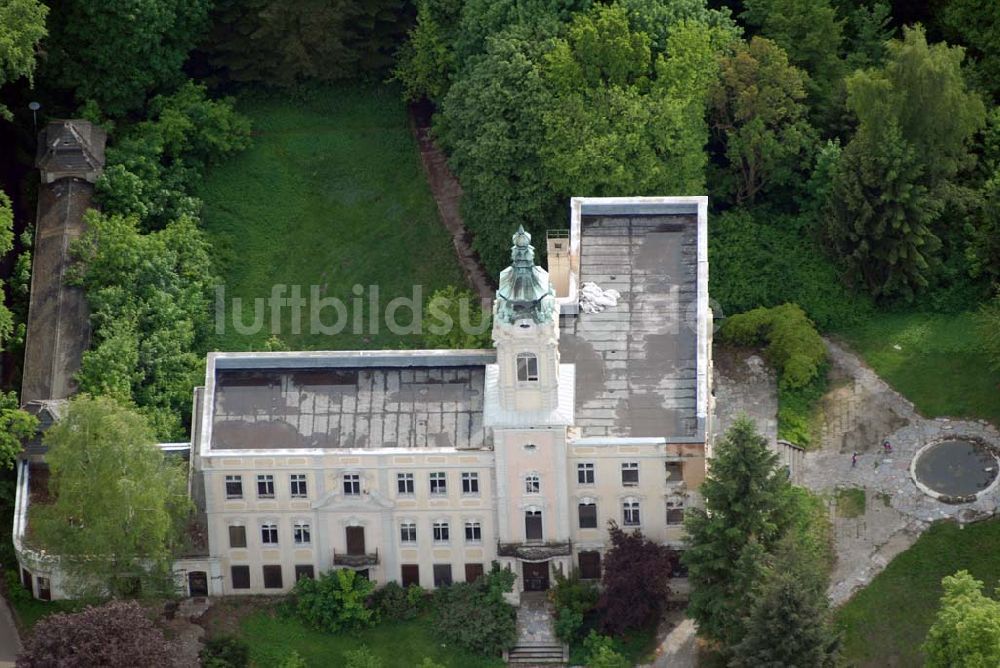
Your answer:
[517,353,539,382]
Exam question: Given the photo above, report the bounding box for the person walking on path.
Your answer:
[852,451,858,468]
[883,439,893,454]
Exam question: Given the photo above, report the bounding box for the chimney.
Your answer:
[546,230,570,298]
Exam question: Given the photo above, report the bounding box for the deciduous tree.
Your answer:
[710,36,815,204]
[437,30,558,276]
[742,0,843,105]
[44,0,211,116]
[598,523,675,635]
[33,395,191,597]
[923,570,1000,667]
[71,212,214,439]
[683,416,793,648]
[0,0,47,121]
[846,25,985,191]
[208,0,410,87]
[16,600,173,667]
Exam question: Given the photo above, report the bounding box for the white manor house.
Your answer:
[14,195,712,600]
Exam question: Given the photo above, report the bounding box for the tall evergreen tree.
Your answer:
[683,416,793,648]
[824,26,985,300]
[731,537,840,667]
[824,120,940,300]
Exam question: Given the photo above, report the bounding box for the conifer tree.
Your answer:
[683,416,793,648]
[731,538,840,667]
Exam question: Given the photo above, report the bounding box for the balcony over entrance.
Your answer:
[497,541,571,561]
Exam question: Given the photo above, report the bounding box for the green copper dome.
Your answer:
[496,226,556,323]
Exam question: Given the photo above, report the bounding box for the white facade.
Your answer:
[14,196,712,600]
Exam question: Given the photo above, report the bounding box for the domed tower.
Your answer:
[492,227,560,412]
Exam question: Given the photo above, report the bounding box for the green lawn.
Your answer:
[835,311,1000,426]
[239,610,503,668]
[198,84,465,352]
[836,519,1000,666]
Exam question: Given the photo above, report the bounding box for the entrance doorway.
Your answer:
[188,571,208,597]
[346,526,366,555]
[523,561,549,591]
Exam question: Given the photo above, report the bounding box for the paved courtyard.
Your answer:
[715,339,1000,606]
[803,340,1000,604]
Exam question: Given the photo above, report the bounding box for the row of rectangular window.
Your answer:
[231,563,485,590]
[576,461,684,486]
[576,500,685,529]
[226,474,308,500]
[400,520,482,544]
[224,471,485,500]
[229,522,312,548]
[226,463,682,500]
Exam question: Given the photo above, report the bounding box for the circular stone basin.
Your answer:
[913,439,999,501]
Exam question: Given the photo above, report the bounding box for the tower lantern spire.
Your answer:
[496,226,556,324]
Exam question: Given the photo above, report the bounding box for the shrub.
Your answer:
[292,568,377,633]
[551,570,599,643]
[433,563,517,655]
[4,570,30,606]
[18,600,173,668]
[277,651,307,668]
[582,632,629,668]
[371,581,423,621]
[199,636,249,668]
[343,646,382,668]
[423,286,492,350]
[721,304,827,389]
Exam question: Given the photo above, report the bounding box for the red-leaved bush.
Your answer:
[598,522,676,635]
[17,599,173,667]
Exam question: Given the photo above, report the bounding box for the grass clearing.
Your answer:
[833,487,866,518]
[836,519,1000,666]
[835,311,1000,426]
[198,84,465,352]
[237,609,503,668]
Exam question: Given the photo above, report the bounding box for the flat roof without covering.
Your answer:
[208,352,495,451]
[560,212,701,440]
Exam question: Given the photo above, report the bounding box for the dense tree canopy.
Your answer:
[71,212,215,439]
[824,26,985,300]
[44,0,211,116]
[742,0,843,107]
[33,395,191,597]
[0,0,47,121]
[208,0,410,87]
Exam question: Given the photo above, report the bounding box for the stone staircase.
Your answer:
[505,641,569,665]
[505,592,569,666]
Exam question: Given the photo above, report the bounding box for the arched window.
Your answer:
[516,352,539,382]
[525,473,540,494]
